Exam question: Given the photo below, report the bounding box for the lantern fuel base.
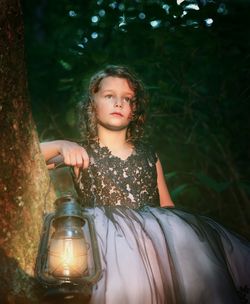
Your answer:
[35,195,101,302]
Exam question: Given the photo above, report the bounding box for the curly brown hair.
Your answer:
[78,65,148,143]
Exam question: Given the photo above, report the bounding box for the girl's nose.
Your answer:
[114,98,123,108]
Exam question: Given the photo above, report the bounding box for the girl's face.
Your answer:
[93,76,135,132]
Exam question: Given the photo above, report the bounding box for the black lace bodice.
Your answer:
[73,141,160,209]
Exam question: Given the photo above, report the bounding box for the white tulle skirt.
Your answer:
[86,206,250,304]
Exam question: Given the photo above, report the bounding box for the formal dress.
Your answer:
[72,141,250,304]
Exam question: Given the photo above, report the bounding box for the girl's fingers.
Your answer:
[70,146,89,169]
[75,153,82,167]
[63,152,71,166]
[81,149,89,169]
[69,151,77,166]
[47,163,55,169]
[74,166,80,178]
[59,142,90,168]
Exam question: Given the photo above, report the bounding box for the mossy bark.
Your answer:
[0,0,55,302]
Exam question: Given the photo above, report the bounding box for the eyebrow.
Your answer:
[102,89,134,96]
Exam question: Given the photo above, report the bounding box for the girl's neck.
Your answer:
[97,126,132,153]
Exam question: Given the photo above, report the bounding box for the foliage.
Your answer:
[22,0,250,237]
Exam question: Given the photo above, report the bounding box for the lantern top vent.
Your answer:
[54,195,83,220]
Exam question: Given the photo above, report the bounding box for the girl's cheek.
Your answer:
[128,104,135,120]
[95,107,102,118]
[127,111,133,121]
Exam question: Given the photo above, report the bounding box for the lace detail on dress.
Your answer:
[74,141,159,208]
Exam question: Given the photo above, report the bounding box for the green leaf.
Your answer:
[165,171,178,180]
[170,184,189,200]
[59,59,72,71]
[194,172,231,193]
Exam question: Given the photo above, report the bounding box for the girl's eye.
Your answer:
[124,97,132,103]
[105,94,113,99]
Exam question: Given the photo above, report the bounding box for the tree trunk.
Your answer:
[0,0,55,302]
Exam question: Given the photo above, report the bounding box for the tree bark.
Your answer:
[0,0,55,302]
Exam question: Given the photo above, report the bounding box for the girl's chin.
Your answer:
[97,121,129,132]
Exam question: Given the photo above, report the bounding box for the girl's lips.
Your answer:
[110,112,123,117]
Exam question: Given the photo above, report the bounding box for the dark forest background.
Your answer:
[21,0,250,238]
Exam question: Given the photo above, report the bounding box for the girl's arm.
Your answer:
[40,140,89,174]
[156,159,175,207]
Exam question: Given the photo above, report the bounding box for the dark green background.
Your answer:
[22,0,250,237]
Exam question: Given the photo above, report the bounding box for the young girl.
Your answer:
[41,65,250,304]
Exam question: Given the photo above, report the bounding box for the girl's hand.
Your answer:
[40,140,89,177]
[59,141,89,169]
[59,141,89,177]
